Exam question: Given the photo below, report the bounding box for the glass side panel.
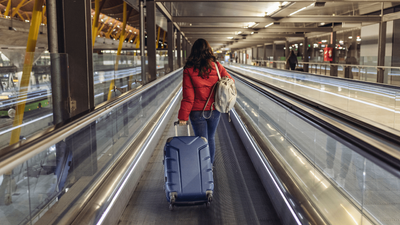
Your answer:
[0,52,54,150]
[235,77,400,225]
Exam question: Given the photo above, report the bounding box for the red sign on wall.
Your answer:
[324,47,333,62]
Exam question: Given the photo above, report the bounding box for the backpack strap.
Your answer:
[214,62,221,80]
[202,62,220,119]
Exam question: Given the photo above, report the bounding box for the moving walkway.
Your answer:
[0,67,399,225]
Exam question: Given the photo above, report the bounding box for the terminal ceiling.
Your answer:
[158,0,400,50]
[1,0,400,51]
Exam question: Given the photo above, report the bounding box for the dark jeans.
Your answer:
[190,110,221,164]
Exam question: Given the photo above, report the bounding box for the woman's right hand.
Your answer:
[178,119,187,126]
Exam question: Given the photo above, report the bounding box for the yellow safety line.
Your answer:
[107,2,128,101]
[9,0,45,145]
[4,0,12,17]
[156,27,161,48]
[162,30,166,49]
[92,0,100,46]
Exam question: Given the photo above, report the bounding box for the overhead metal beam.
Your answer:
[280,15,381,23]
[156,2,182,33]
[174,16,276,23]
[174,16,381,24]
[260,27,333,33]
[382,11,400,22]
[159,0,399,2]
[185,33,304,38]
[181,27,332,33]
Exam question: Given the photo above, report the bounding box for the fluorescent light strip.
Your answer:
[289,7,307,16]
[265,23,273,28]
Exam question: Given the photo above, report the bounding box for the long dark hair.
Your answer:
[184,39,216,79]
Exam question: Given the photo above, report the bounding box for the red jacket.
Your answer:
[178,62,233,121]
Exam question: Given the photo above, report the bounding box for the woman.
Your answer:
[178,39,233,164]
[287,50,298,70]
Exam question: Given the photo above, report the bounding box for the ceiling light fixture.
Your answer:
[289,3,314,16]
[289,7,307,16]
[265,22,273,28]
[238,31,242,34]
[227,37,233,39]
[245,22,256,28]
[251,32,254,34]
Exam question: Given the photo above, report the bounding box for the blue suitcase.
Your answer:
[163,121,214,210]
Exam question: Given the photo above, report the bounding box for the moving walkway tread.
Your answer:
[118,105,281,225]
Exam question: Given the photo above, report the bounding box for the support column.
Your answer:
[177,31,181,67]
[303,37,309,72]
[48,0,97,180]
[146,0,157,83]
[182,37,186,63]
[377,21,387,83]
[47,0,68,125]
[187,41,191,57]
[244,49,247,64]
[330,31,338,77]
[263,44,267,64]
[272,43,277,68]
[285,40,289,58]
[52,0,94,120]
[167,21,174,73]
[254,45,259,60]
[139,0,146,83]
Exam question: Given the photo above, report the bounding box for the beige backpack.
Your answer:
[203,62,237,119]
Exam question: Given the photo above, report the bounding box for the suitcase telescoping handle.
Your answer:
[173,121,190,136]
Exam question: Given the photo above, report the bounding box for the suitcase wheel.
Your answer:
[206,192,213,208]
[169,203,174,211]
[206,191,213,203]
